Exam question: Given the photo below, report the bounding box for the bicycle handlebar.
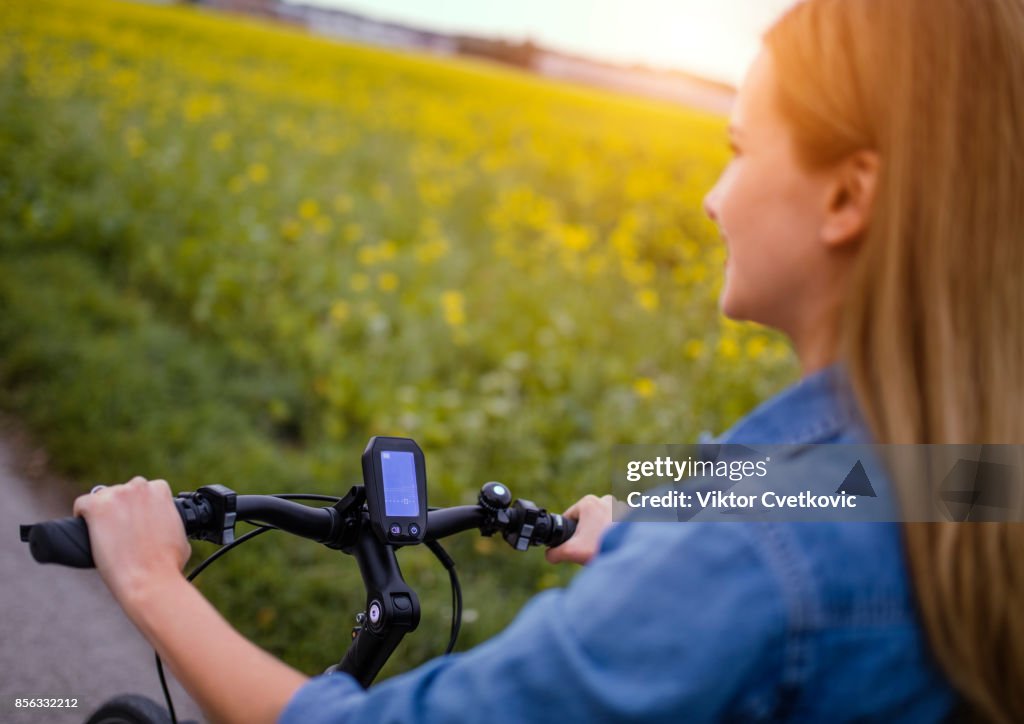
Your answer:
[20,486,576,569]
[20,480,578,690]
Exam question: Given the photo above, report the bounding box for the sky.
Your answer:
[292,0,800,87]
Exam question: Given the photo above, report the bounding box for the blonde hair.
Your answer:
[763,0,1024,721]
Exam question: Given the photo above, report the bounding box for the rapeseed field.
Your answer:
[0,0,797,674]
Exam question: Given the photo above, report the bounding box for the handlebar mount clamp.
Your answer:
[190,484,237,546]
[505,498,540,552]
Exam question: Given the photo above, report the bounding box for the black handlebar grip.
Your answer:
[20,517,95,568]
[562,515,577,542]
[20,498,200,569]
[543,512,577,547]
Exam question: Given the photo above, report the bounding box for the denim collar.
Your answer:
[700,362,872,446]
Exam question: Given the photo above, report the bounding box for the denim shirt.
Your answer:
[280,363,958,723]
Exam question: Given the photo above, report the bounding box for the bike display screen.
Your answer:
[380,451,420,517]
[361,436,428,545]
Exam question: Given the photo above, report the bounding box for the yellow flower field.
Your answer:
[0,0,798,674]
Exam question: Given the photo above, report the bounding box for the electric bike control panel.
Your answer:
[362,436,428,545]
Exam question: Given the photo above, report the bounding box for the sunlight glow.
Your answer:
[294,0,799,86]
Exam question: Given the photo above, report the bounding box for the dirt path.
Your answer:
[0,417,204,723]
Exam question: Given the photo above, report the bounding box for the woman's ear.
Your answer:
[821,149,880,248]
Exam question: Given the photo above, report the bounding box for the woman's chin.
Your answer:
[719,289,756,325]
[718,285,742,320]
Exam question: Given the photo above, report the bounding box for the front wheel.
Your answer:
[84,694,179,724]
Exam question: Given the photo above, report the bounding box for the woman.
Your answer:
[74,0,1024,721]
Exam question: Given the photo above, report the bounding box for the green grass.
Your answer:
[0,0,799,677]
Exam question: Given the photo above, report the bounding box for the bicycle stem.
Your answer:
[330,522,421,687]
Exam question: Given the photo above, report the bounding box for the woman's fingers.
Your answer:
[546,494,617,566]
[70,477,190,606]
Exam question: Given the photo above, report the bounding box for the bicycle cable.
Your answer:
[157,523,276,724]
[155,493,341,723]
[424,539,462,654]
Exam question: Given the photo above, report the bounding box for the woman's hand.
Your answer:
[75,477,307,723]
[545,494,617,566]
[73,476,191,611]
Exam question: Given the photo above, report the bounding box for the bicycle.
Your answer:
[20,436,576,723]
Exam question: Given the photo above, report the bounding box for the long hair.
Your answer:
[762,0,1024,721]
